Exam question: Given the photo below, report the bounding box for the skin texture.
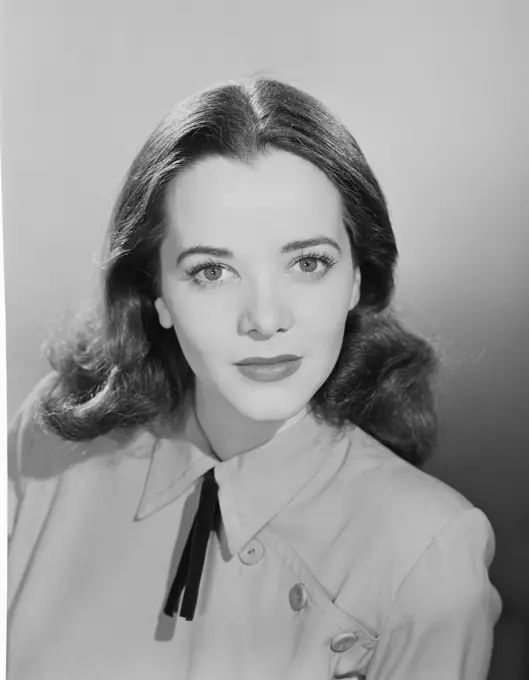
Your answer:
[155,149,361,460]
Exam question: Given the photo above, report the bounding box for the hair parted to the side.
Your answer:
[38,76,439,466]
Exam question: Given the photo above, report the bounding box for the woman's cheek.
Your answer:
[298,293,349,335]
[174,311,228,358]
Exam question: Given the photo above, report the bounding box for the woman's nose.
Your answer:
[238,281,293,338]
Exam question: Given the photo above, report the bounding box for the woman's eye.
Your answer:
[185,261,233,288]
[297,257,319,274]
[200,265,224,282]
[293,253,337,279]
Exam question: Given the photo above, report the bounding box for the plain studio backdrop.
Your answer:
[2,0,528,677]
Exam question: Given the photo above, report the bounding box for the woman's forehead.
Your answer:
[164,150,346,248]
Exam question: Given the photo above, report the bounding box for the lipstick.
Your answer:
[234,355,302,382]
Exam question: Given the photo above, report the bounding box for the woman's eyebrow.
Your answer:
[176,236,342,265]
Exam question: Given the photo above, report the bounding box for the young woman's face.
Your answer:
[155,149,361,422]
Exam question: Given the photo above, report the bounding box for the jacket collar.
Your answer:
[134,400,345,556]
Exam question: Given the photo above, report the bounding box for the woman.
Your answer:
[7,77,502,679]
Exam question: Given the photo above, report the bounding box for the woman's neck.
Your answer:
[193,382,307,461]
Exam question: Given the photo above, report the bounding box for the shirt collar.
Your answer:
[134,400,346,556]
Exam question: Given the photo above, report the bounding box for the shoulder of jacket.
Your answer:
[331,428,495,618]
[341,425,475,541]
[8,371,155,483]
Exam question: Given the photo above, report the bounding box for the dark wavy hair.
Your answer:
[38,77,439,466]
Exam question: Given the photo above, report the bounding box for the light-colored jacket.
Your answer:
[8,374,502,679]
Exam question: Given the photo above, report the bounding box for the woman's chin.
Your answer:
[226,392,311,424]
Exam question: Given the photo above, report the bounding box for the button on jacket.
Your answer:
[8,375,502,679]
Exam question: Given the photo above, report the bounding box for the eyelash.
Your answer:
[184,249,338,289]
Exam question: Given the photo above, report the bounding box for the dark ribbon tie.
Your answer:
[164,467,220,621]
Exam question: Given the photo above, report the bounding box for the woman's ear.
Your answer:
[349,265,362,311]
[348,265,361,312]
[154,297,173,329]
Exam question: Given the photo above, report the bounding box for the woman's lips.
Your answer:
[235,354,301,366]
[234,358,302,382]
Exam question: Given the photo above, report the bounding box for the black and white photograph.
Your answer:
[2,1,528,678]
